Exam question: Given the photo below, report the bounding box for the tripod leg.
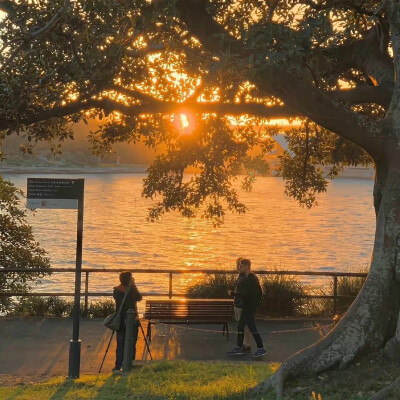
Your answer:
[139,321,153,360]
[98,330,115,374]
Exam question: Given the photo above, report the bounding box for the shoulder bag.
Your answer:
[102,285,131,331]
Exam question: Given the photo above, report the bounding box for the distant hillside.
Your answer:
[1,119,157,168]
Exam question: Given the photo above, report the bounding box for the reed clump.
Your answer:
[259,274,306,316]
[186,269,368,317]
[8,296,115,318]
[186,273,236,299]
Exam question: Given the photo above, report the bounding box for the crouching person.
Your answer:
[113,271,142,372]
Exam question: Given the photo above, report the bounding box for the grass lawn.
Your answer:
[0,361,277,400]
[1,355,399,400]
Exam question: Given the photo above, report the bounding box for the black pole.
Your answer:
[68,183,84,378]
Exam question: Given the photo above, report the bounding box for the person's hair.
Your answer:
[240,258,251,269]
[236,257,243,268]
[119,271,132,286]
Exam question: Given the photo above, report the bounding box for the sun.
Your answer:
[173,112,195,134]
[180,114,190,130]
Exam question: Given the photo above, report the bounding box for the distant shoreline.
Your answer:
[1,164,375,179]
[0,164,149,175]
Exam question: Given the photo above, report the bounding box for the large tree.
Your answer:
[1,0,400,398]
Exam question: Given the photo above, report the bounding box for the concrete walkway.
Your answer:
[0,317,332,384]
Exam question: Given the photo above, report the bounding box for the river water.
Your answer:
[4,173,375,296]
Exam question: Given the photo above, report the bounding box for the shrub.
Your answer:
[335,269,367,314]
[0,177,51,314]
[259,274,306,316]
[9,296,114,317]
[302,268,368,317]
[186,273,237,298]
[10,296,73,317]
[86,299,115,318]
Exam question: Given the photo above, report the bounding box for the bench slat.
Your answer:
[144,299,234,322]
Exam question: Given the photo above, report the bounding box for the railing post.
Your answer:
[169,273,173,299]
[84,271,89,315]
[333,275,338,315]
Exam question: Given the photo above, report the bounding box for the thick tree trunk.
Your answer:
[250,161,400,399]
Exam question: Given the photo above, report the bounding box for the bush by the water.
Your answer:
[335,269,367,314]
[186,270,368,317]
[86,299,115,317]
[10,296,73,317]
[259,274,306,316]
[8,296,115,317]
[186,273,236,298]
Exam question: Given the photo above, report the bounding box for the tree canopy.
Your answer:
[0,176,51,312]
[0,0,383,223]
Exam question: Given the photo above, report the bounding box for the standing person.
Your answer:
[228,257,252,352]
[113,271,142,372]
[228,258,266,358]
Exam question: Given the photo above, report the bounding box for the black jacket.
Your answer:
[113,283,142,331]
[233,272,246,308]
[242,272,262,311]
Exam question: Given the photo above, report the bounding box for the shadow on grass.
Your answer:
[48,379,75,400]
[0,361,275,400]
[91,362,274,400]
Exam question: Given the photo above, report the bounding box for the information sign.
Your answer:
[26,177,85,379]
[27,178,84,209]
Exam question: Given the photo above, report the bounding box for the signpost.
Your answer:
[27,178,85,378]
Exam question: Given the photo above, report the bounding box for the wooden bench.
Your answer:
[144,299,234,341]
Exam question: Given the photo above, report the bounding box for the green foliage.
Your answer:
[260,274,306,316]
[186,270,366,317]
[187,272,306,316]
[280,120,372,208]
[335,269,367,314]
[8,297,115,318]
[10,296,73,317]
[85,299,115,318]
[187,273,237,299]
[0,0,381,220]
[0,176,51,313]
[143,117,274,225]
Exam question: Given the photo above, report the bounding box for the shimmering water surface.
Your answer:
[5,174,375,295]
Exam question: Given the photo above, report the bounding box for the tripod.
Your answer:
[98,320,153,374]
[98,330,115,374]
[139,320,153,361]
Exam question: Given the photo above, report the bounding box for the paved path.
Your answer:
[0,317,332,385]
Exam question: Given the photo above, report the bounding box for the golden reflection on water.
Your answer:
[7,174,375,297]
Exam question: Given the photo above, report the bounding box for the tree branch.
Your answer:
[30,0,70,40]
[329,86,390,108]
[0,0,70,72]
[0,97,297,130]
[302,0,376,16]
[173,0,384,157]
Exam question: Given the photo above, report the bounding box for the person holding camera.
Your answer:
[227,258,266,358]
[113,271,142,372]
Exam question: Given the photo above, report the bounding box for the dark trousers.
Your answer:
[115,321,139,369]
[237,308,263,348]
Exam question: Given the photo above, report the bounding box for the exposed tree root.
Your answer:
[368,376,400,400]
[248,266,399,399]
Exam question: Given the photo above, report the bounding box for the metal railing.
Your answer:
[0,268,368,315]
